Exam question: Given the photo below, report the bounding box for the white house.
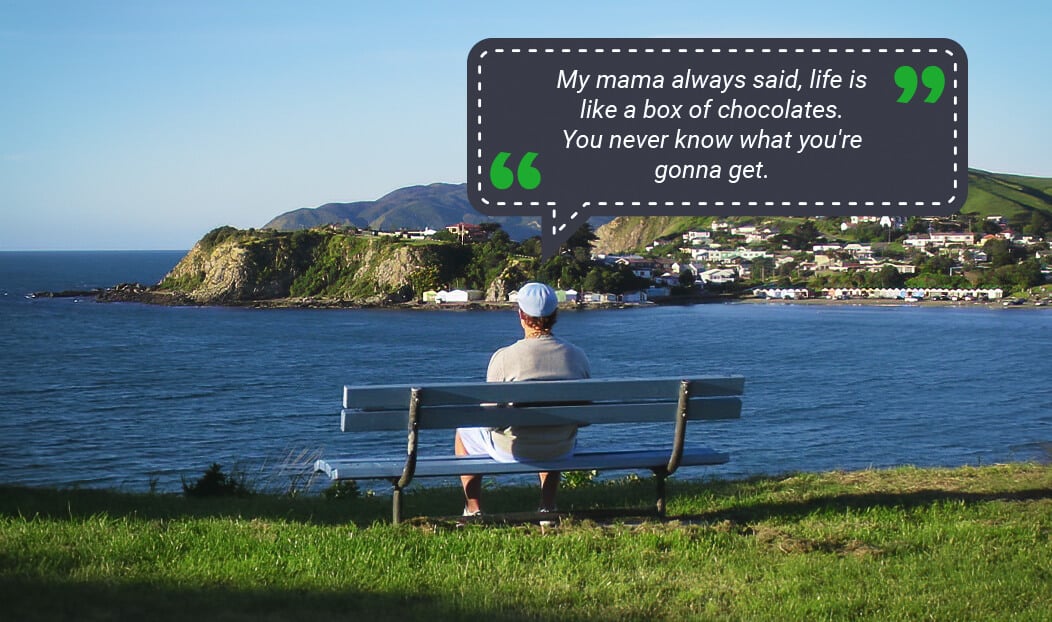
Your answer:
[931,232,975,246]
[903,235,932,248]
[438,289,483,303]
[614,256,655,279]
[699,268,736,284]
[671,261,701,277]
[407,227,438,240]
[843,243,873,258]
[683,230,712,244]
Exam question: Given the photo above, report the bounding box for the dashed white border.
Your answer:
[473,43,963,236]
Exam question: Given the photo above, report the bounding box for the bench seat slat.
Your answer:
[344,376,744,410]
[341,396,742,431]
[315,447,729,480]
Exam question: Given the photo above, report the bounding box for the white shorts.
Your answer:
[457,426,576,464]
[456,427,517,463]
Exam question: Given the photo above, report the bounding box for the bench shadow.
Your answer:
[4,479,1050,527]
[0,576,572,622]
[0,485,402,525]
[673,487,1052,525]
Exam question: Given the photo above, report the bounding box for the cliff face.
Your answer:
[159,227,458,304]
[593,216,689,255]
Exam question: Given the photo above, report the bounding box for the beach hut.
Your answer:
[564,288,578,302]
[422,290,438,303]
[441,289,484,303]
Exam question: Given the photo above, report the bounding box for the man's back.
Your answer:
[486,334,590,382]
[487,334,591,460]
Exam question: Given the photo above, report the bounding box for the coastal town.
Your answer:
[406,214,1052,307]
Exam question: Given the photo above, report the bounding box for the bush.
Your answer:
[562,469,599,489]
[323,480,360,501]
[182,463,251,498]
[198,226,241,253]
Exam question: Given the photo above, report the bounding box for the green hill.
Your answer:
[961,169,1052,223]
[593,169,1052,253]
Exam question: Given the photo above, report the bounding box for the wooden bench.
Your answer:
[314,375,744,523]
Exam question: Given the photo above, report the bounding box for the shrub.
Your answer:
[182,463,251,498]
[562,469,599,489]
[323,480,360,501]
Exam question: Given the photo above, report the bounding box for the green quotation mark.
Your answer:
[895,65,945,103]
[490,151,541,190]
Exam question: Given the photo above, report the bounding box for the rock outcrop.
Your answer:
[156,227,458,305]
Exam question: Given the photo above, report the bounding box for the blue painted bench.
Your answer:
[314,376,744,523]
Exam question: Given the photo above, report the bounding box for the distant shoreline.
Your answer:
[736,296,1050,310]
[30,285,1050,311]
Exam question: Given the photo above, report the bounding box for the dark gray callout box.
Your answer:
[467,38,967,257]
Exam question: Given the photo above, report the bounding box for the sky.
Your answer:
[1,0,1049,250]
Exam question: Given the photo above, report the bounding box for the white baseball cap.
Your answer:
[517,282,559,318]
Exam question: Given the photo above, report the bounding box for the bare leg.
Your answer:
[455,430,482,514]
[538,471,560,511]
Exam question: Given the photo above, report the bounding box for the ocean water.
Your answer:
[1,251,1050,493]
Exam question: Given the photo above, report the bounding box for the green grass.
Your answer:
[962,170,1052,222]
[2,464,1050,620]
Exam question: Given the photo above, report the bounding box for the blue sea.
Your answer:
[1,251,1050,493]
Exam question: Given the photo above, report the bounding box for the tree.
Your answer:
[431,229,458,243]
[519,236,542,257]
[988,259,1044,291]
[871,264,905,288]
[563,222,598,259]
[776,220,822,250]
[1024,210,1052,237]
[852,222,885,243]
[980,219,1003,235]
[582,268,605,292]
[905,217,929,234]
[751,257,775,282]
[776,259,796,279]
[919,254,955,276]
[983,238,1014,268]
[905,273,969,289]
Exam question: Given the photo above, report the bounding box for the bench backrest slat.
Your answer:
[341,396,741,431]
[343,376,744,411]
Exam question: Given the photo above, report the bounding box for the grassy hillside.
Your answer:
[2,464,1050,621]
[962,169,1052,223]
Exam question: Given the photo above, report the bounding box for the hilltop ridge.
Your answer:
[262,183,552,241]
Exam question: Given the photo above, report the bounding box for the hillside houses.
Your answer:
[636,215,1049,297]
[903,232,976,248]
[386,212,1046,306]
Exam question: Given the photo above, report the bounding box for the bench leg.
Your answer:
[392,486,404,524]
[654,469,668,518]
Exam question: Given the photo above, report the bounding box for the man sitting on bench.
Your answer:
[454,282,591,516]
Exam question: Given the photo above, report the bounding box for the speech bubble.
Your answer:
[466,38,968,258]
